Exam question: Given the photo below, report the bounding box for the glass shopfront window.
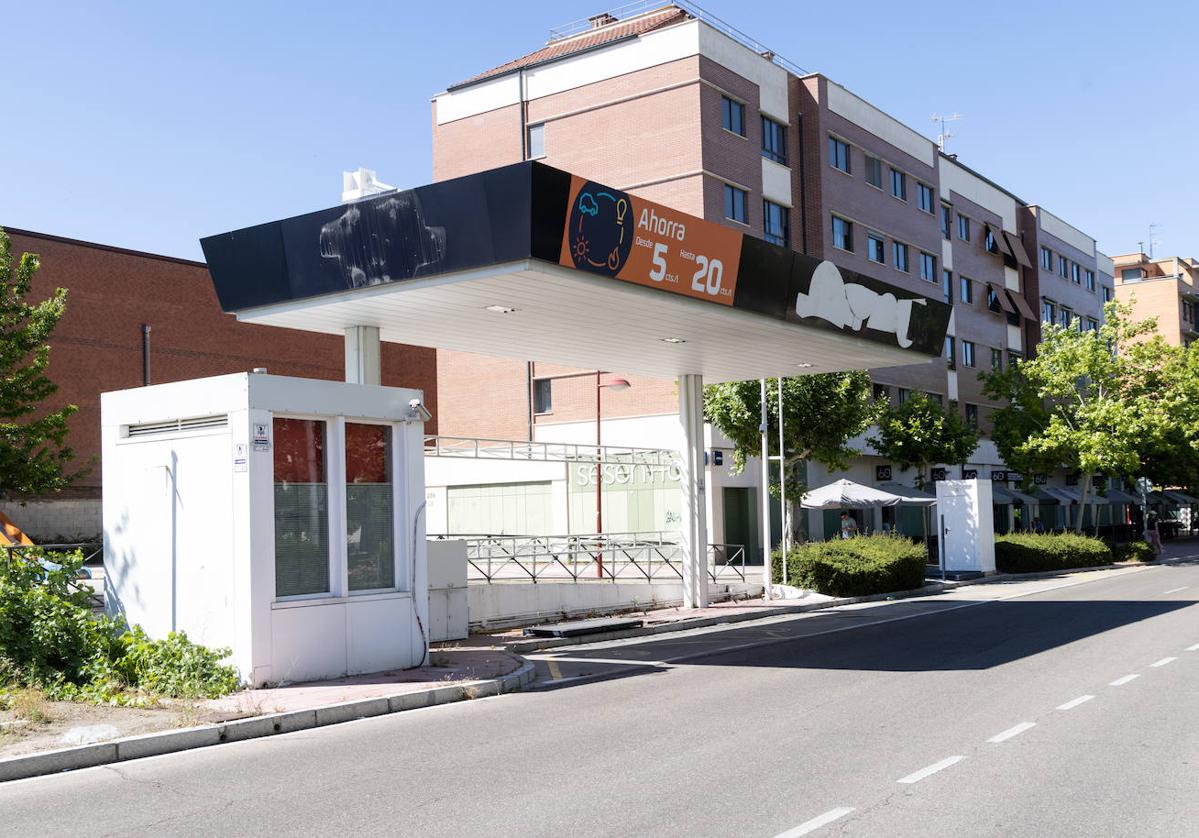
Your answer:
[345,423,395,591]
[273,418,330,597]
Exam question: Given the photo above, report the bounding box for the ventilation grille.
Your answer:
[126,415,229,438]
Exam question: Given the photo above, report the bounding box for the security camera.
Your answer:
[405,398,432,423]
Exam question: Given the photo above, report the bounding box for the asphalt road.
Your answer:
[3,563,1199,837]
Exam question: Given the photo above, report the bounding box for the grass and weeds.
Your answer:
[0,549,239,706]
[773,534,927,597]
[994,533,1113,574]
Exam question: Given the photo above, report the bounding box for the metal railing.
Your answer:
[425,435,677,467]
[3,542,104,610]
[458,531,748,584]
[546,1,809,78]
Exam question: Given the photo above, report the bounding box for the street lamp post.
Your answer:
[595,373,631,577]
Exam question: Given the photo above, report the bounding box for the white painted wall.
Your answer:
[826,81,935,167]
[103,373,429,686]
[696,22,788,119]
[761,158,792,206]
[939,157,1018,231]
[1036,207,1096,257]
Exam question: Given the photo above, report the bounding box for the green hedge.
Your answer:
[994,533,1113,573]
[772,534,927,597]
[1111,540,1156,563]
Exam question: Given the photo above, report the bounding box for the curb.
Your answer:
[505,554,1199,654]
[0,660,536,784]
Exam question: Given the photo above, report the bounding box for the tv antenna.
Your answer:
[931,113,962,153]
[1148,223,1162,258]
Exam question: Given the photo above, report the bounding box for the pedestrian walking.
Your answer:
[1147,511,1163,557]
[840,511,859,539]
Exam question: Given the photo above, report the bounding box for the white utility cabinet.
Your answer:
[102,372,430,686]
[936,478,996,574]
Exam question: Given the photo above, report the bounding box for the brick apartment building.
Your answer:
[425,2,1117,541]
[0,228,437,539]
[1112,252,1199,347]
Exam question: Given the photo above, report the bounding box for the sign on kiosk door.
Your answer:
[559,175,743,305]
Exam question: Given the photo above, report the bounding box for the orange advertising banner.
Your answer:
[558,175,742,305]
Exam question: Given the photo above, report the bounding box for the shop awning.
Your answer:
[801,479,905,509]
[1164,490,1199,505]
[1006,289,1038,322]
[1100,488,1141,505]
[988,283,1016,314]
[200,162,952,384]
[1037,487,1079,504]
[993,486,1039,505]
[1003,231,1034,268]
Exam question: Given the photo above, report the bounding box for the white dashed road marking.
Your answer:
[897,756,964,784]
[1151,657,1177,667]
[1186,643,1199,652]
[774,807,856,837]
[1056,695,1094,711]
[987,722,1036,743]
[1110,674,1140,686]
[1163,586,1189,595]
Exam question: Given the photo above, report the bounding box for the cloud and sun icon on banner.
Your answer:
[566,183,634,276]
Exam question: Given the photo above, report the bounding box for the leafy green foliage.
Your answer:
[772,534,927,597]
[0,228,80,498]
[993,533,1113,573]
[1110,540,1155,563]
[0,550,239,704]
[704,372,877,491]
[868,392,979,487]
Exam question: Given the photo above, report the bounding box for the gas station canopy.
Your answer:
[202,162,951,383]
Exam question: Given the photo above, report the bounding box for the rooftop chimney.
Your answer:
[588,12,618,28]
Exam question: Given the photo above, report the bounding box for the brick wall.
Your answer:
[4,229,438,498]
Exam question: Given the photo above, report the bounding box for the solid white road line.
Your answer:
[1056,695,1095,711]
[1110,674,1140,686]
[1151,657,1178,667]
[774,807,856,837]
[1163,586,1189,594]
[897,756,964,784]
[987,722,1036,743]
[1186,643,1199,652]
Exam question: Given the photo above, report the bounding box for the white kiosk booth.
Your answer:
[102,372,430,686]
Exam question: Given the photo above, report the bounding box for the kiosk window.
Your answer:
[273,418,330,597]
[346,423,394,592]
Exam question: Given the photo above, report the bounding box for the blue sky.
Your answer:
[2,0,1195,262]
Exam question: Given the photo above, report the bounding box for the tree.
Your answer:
[0,228,78,498]
[868,393,980,488]
[982,301,1178,532]
[704,371,876,543]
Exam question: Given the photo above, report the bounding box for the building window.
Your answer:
[832,215,854,252]
[890,168,906,200]
[763,200,789,246]
[1085,269,1095,291]
[867,233,886,264]
[965,403,979,428]
[985,228,998,253]
[1085,317,1100,332]
[724,184,748,223]
[942,269,953,304]
[1121,267,1144,281]
[865,156,883,189]
[873,383,891,403]
[1059,306,1073,327]
[533,378,552,414]
[762,117,788,165]
[917,182,935,213]
[960,275,973,304]
[1042,299,1056,323]
[898,387,910,404]
[957,214,971,241]
[919,251,936,282]
[927,393,944,406]
[1058,255,1069,278]
[991,347,1003,370]
[526,123,545,159]
[1183,300,1195,324]
[1041,246,1053,270]
[945,336,956,369]
[829,136,851,173]
[1009,349,1024,366]
[273,417,330,598]
[345,422,394,592]
[1102,286,1113,303]
[940,204,952,240]
[1071,263,1081,284]
[962,340,976,367]
[722,96,745,136]
[893,241,909,272]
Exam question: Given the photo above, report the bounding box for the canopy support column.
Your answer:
[344,326,381,385]
[678,373,709,609]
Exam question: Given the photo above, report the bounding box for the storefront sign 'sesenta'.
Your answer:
[202,162,950,357]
